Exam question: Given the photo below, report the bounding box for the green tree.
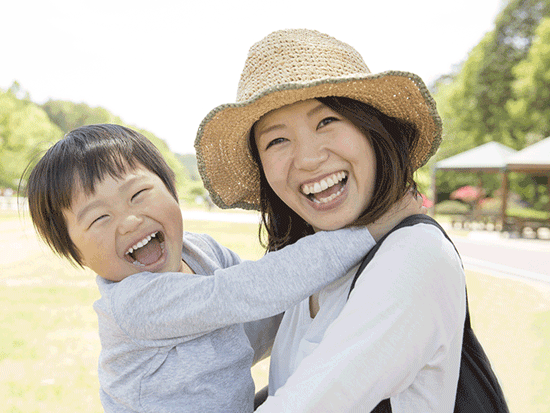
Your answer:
[507,17,550,143]
[429,0,550,205]
[41,99,192,198]
[42,100,123,133]
[431,35,494,161]
[0,87,63,189]
[432,0,550,157]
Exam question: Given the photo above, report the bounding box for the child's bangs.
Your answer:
[75,146,138,197]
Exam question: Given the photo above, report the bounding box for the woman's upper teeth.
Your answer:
[126,231,158,255]
[302,172,347,195]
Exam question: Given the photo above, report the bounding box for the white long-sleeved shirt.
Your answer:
[258,223,466,412]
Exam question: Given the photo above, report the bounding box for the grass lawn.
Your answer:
[1,211,549,412]
[464,271,550,413]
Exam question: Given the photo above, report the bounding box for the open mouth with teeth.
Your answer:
[125,231,166,267]
[301,172,348,204]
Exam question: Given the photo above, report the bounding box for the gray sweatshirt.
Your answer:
[94,228,374,412]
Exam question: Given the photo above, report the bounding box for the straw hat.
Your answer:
[195,29,442,210]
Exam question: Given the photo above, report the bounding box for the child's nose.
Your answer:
[118,214,143,234]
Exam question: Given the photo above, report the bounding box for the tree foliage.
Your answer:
[432,0,550,158]
[0,86,193,200]
[42,100,123,133]
[0,86,63,189]
[507,16,550,143]
[40,99,192,197]
[429,0,550,209]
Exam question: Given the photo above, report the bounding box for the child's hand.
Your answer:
[367,191,426,242]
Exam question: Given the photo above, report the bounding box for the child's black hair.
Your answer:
[27,124,177,266]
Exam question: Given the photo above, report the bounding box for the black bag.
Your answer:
[347,215,509,413]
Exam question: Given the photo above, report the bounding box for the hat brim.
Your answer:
[195,71,442,210]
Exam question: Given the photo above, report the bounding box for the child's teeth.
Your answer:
[126,231,158,255]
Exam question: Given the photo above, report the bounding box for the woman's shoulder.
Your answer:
[381,220,460,259]
[362,220,464,291]
[350,219,466,319]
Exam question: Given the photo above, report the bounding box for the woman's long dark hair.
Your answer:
[249,97,418,252]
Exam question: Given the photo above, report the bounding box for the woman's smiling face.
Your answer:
[254,99,377,232]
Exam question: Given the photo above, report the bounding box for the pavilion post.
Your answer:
[499,169,509,229]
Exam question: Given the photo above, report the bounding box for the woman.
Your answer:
[195,29,465,412]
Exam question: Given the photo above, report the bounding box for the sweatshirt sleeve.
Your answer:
[256,224,466,412]
[112,227,375,341]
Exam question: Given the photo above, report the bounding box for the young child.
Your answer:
[26,124,421,413]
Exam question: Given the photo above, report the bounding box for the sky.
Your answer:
[1,0,505,155]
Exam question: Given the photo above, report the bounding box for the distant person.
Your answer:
[26,124,423,412]
[196,29,466,411]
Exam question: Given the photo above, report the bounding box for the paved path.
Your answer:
[180,213,550,285]
[180,211,550,285]
[444,226,550,284]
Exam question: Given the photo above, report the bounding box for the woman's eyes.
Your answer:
[265,137,287,150]
[263,117,338,150]
[317,116,338,129]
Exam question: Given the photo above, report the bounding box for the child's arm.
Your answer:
[113,194,425,341]
[113,227,373,340]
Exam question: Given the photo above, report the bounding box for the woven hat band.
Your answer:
[237,30,370,102]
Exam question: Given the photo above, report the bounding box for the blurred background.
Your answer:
[1,0,550,412]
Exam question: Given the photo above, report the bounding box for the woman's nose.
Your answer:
[118,214,143,235]
[293,139,328,171]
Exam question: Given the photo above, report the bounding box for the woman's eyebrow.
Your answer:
[256,123,286,139]
[306,103,326,118]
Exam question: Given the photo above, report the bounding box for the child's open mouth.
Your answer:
[301,171,348,204]
[125,231,165,267]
